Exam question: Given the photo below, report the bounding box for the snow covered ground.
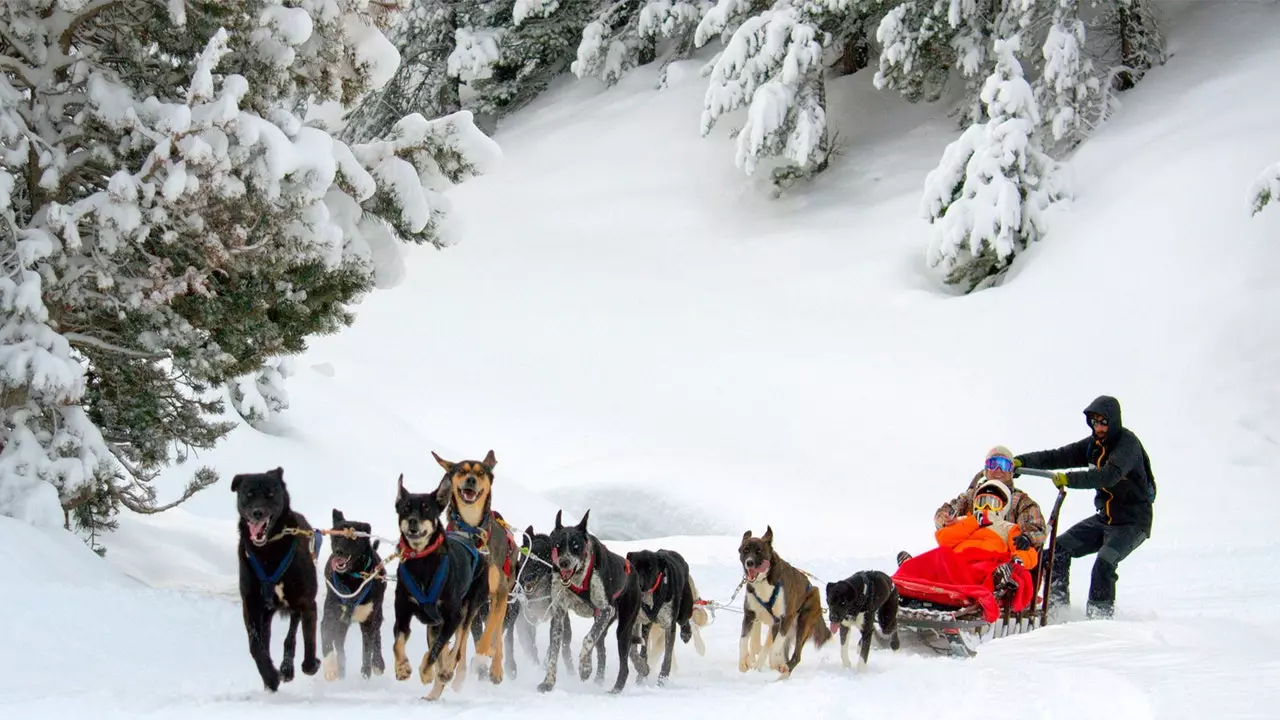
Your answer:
[5,1,1280,718]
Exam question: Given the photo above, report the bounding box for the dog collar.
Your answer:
[399,532,443,561]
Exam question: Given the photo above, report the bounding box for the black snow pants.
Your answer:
[1049,514,1147,619]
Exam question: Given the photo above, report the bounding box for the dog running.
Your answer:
[232,467,322,691]
[737,526,832,677]
[626,548,708,683]
[320,508,387,680]
[392,474,490,700]
[825,569,901,669]
[540,509,645,694]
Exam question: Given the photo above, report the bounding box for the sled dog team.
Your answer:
[232,451,899,698]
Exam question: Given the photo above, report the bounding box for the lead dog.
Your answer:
[232,467,321,691]
[737,526,832,677]
[825,570,900,669]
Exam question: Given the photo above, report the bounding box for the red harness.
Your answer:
[399,533,443,561]
[645,571,663,595]
[558,548,631,600]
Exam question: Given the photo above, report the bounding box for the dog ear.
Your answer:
[230,474,243,492]
[372,539,380,552]
[741,529,752,541]
[397,473,407,501]
[554,510,563,531]
[762,525,773,545]
[332,508,344,526]
[577,509,590,532]
[431,451,454,472]
[270,467,284,482]
[433,476,452,507]
[483,450,497,471]
[522,525,534,551]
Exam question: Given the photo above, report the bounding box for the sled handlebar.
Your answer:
[1012,467,1058,479]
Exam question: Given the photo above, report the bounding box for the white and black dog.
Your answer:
[824,570,900,669]
[539,510,645,694]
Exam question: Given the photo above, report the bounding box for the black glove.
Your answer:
[1012,534,1031,551]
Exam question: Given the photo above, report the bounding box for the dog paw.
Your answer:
[738,655,752,673]
[279,662,295,683]
[395,657,412,681]
[323,653,340,682]
[371,656,386,676]
[301,656,320,676]
[537,680,555,694]
[578,657,592,682]
[489,663,504,685]
[360,663,372,680]
[418,659,435,686]
[262,667,281,692]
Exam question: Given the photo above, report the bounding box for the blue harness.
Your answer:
[245,529,323,602]
[398,532,482,607]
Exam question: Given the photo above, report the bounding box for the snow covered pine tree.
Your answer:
[572,0,710,88]
[1252,162,1280,217]
[921,35,1067,292]
[0,0,499,542]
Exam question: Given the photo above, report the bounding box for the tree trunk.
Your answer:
[833,33,870,78]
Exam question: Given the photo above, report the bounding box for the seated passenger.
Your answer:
[893,476,1038,614]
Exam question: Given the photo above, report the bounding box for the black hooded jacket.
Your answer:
[1015,396,1157,537]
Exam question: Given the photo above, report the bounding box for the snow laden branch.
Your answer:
[571,0,709,87]
[1,0,500,539]
[921,35,1068,292]
[1250,162,1280,217]
[1036,0,1107,152]
[701,5,829,188]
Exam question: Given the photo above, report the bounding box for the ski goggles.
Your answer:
[1087,414,1109,428]
[985,456,1015,473]
[974,493,1007,511]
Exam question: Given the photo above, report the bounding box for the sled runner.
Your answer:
[892,474,1067,658]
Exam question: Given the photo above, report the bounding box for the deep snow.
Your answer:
[5,1,1280,719]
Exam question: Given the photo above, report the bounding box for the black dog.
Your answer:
[232,467,321,691]
[392,474,490,700]
[825,570,901,669]
[626,548,699,684]
[320,509,387,681]
[539,509,644,694]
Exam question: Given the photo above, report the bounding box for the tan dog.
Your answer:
[433,450,517,685]
[737,526,832,677]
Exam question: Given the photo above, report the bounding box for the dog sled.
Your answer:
[892,471,1068,658]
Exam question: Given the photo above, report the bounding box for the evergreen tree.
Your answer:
[1098,0,1164,91]
[342,0,468,143]
[1036,0,1107,153]
[471,0,599,118]
[572,0,709,88]
[698,0,883,193]
[921,34,1067,292]
[1251,162,1280,218]
[0,1,499,537]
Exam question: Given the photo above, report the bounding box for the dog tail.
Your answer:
[812,619,833,648]
[688,576,710,628]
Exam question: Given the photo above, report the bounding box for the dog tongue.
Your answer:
[829,622,840,635]
[249,520,267,538]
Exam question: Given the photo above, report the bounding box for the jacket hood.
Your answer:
[1084,395,1123,431]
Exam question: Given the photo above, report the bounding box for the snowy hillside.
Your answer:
[4,1,1280,719]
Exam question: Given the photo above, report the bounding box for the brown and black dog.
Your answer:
[737,526,832,677]
[433,450,518,685]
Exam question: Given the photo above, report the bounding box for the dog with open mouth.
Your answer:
[232,467,321,692]
[825,569,900,670]
[392,474,491,701]
[502,524,578,674]
[626,548,708,684]
[320,509,387,681]
[737,526,832,677]
[539,509,645,694]
[433,450,520,685]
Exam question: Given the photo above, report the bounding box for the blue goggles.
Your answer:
[985,456,1014,473]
